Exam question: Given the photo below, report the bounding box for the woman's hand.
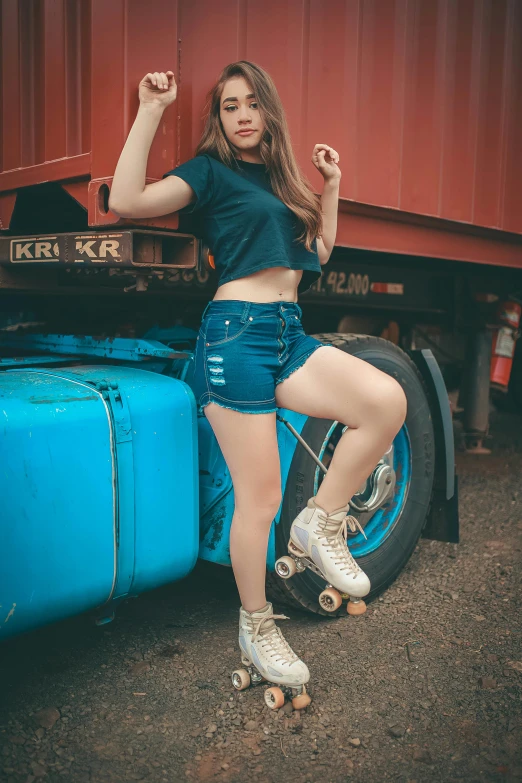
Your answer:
[312,143,341,182]
[139,71,177,108]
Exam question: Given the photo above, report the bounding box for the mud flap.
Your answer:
[409,349,459,544]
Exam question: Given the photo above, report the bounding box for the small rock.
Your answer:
[130,662,150,676]
[472,615,486,622]
[388,725,406,739]
[282,702,294,715]
[32,708,60,730]
[348,738,361,747]
[413,748,433,764]
[31,763,47,777]
[242,736,262,755]
[34,728,45,739]
[486,654,499,663]
[478,677,497,689]
[244,721,257,731]
[130,651,144,661]
[207,724,217,734]
[159,644,185,657]
[9,736,26,745]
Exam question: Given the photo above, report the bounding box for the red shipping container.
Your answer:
[1,0,521,267]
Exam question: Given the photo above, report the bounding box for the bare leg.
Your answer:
[275,346,407,513]
[203,404,281,612]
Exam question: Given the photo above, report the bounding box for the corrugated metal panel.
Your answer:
[180,0,522,235]
[1,0,91,172]
[1,0,521,261]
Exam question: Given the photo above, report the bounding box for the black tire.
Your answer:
[267,333,435,616]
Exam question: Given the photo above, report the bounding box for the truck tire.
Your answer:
[267,334,435,616]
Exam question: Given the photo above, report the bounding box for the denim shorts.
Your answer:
[191,300,330,415]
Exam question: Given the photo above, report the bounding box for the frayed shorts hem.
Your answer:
[197,343,330,416]
[198,398,277,416]
[275,343,328,386]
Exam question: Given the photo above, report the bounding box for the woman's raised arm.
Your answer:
[108,71,196,219]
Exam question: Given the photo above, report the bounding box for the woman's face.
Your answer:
[219,76,265,162]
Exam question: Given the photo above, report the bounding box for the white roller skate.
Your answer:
[276,496,371,616]
[231,602,311,710]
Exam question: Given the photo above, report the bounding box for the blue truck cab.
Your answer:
[0,233,458,641]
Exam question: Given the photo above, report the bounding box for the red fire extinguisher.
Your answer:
[490,298,522,392]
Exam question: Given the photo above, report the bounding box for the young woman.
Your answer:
[109,61,407,704]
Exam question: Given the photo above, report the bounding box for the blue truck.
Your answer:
[0,229,458,641]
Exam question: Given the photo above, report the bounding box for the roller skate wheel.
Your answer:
[292,692,312,710]
[347,599,367,616]
[264,686,285,710]
[319,587,342,612]
[275,556,297,579]
[231,668,251,690]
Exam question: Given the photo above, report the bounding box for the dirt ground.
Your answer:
[1,410,521,783]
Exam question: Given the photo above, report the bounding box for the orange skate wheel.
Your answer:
[231,668,251,690]
[347,599,367,616]
[264,686,285,710]
[275,556,297,579]
[292,686,312,710]
[319,587,342,612]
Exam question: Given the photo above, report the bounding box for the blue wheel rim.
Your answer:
[313,424,412,557]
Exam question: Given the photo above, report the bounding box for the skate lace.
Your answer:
[251,614,299,665]
[316,514,365,577]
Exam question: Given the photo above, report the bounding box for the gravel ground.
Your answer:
[1,410,521,783]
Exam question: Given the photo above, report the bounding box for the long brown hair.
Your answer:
[195,61,322,252]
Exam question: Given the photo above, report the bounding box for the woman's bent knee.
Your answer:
[364,374,407,434]
[381,376,407,433]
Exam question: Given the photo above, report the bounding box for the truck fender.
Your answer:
[408,348,459,544]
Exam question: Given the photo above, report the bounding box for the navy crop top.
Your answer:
[162,154,322,293]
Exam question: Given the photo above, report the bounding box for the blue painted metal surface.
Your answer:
[313,424,412,557]
[0,365,199,639]
[350,426,411,556]
[0,355,76,368]
[198,408,308,571]
[0,331,310,636]
[0,333,186,361]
